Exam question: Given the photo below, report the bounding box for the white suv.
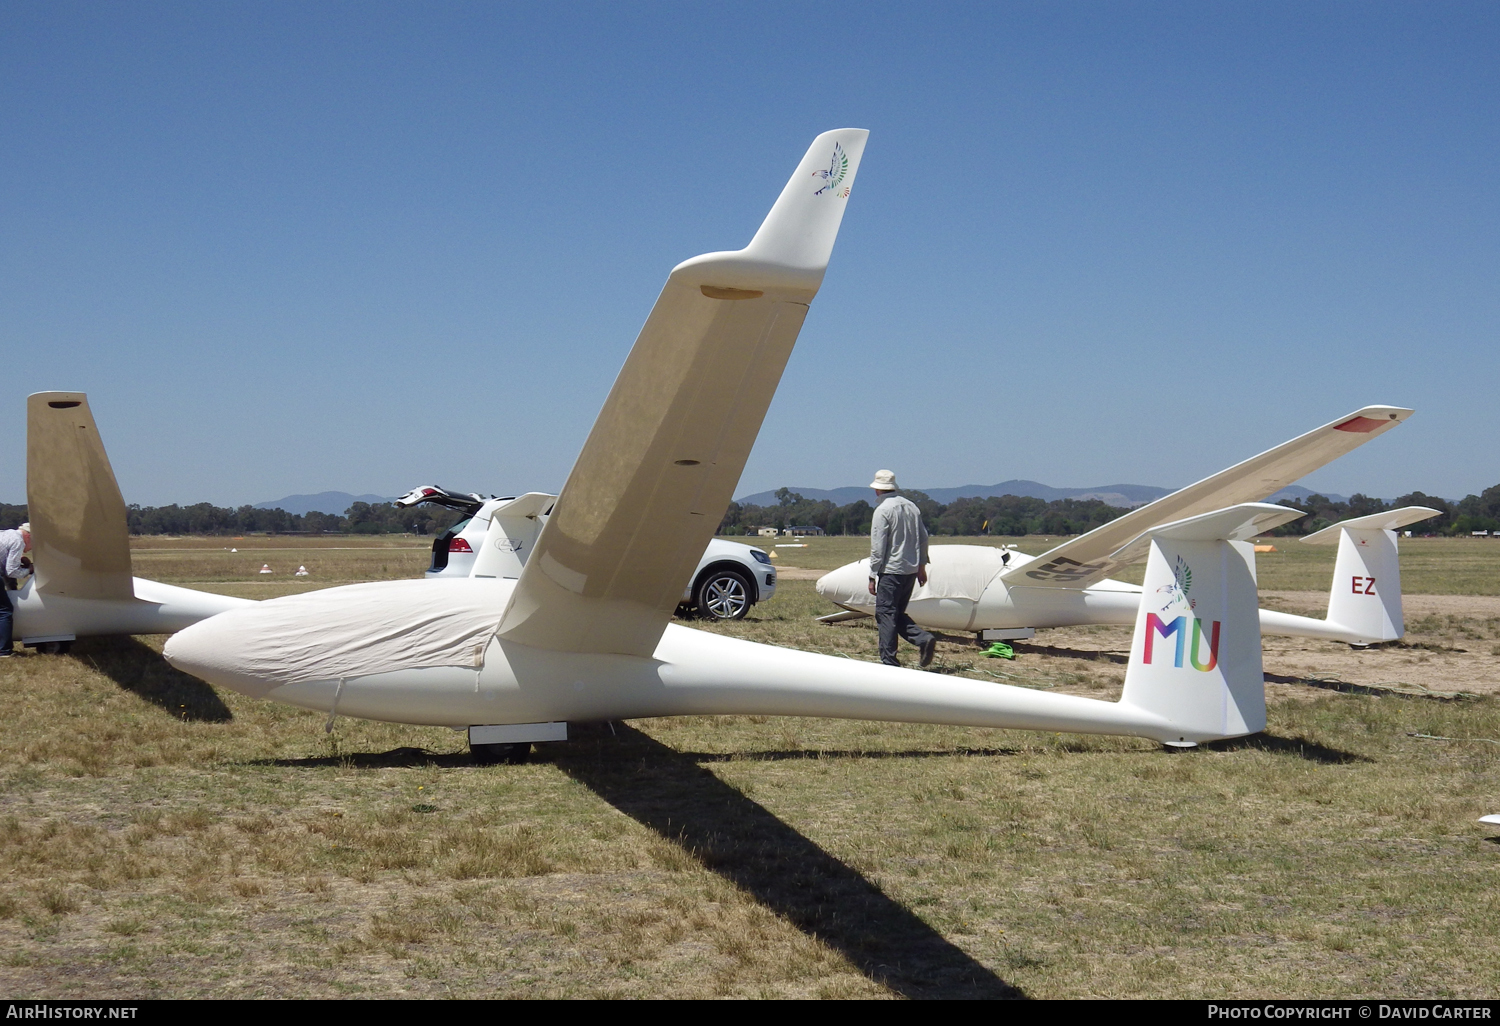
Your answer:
[396,486,776,620]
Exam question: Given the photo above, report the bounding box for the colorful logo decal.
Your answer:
[812,142,851,198]
[1144,614,1221,672]
[1144,554,1218,670]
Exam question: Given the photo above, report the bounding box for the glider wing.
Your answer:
[498,129,869,656]
[999,405,1412,591]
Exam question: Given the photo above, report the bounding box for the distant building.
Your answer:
[755,527,779,538]
[785,526,825,536]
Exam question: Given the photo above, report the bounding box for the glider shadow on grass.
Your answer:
[72,636,232,723]
[545,722,1025,1000]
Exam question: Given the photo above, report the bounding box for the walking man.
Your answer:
[867,471,936,668]
[0,523,33,657]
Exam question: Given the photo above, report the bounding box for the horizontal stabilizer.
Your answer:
[1300,506,1441,545]
[27,392,134,601]
[1001,405,1412,591]
[1109,503,1304,565]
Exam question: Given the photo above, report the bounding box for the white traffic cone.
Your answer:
[259,564,273,574]
[294,566,309,577]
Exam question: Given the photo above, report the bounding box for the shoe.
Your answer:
[0,652,13,658]
[919,637,937,668]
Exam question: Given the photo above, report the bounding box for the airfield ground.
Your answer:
[0,535,1495,998]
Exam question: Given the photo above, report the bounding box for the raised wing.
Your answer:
[1001,405,1412,591]
[27,391,135,600]
[498,129,869,656]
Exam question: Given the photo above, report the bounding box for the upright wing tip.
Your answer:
[670,128,872,293]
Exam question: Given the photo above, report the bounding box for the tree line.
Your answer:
[718,488,1132,537]
[718,484,1500,539]
[0,501,464,536]
[2,482,1498,537]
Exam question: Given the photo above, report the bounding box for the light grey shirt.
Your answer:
[0,530,26,579]
[869,494,929,577]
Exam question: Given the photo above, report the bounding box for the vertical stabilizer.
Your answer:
[1116,504,1302,744]
[1302,506,1441,645]
[26,392,134,601]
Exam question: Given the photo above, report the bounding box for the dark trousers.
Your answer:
[0,586,12,655]
[876,573,933,666]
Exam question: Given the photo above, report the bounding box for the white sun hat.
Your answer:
[869,470,899,491]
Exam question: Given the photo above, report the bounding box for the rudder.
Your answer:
[26,392,134,601]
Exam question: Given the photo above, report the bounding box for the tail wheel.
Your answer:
[695,568,753,620]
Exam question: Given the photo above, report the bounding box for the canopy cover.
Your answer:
[168,578,504,690]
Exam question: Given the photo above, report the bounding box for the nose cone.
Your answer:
[164,606,282,698]
[815,560,875,609]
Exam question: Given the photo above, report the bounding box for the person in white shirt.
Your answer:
[0,523,33,657]
[866,472,936,668]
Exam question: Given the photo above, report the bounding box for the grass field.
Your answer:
[0,534,1496,998]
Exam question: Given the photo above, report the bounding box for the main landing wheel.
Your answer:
[471,742,530,765]
[694,568,752,620]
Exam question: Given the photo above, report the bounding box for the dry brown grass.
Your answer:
[0,536,1494,997]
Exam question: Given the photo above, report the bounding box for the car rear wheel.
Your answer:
[695,568,753,620]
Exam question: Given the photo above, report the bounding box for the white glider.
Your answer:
[816,425,1434,649]
[11,392,253,651]
[166,129,1301,756]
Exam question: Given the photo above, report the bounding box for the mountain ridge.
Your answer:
[734,482,1350,508]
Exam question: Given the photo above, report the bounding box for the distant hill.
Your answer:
[736,481,1173,508]
[253,491,396,516]
[736,481,1350,509]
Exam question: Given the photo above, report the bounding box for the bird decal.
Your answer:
[812,142,851,197]
[1156,554,1196,612]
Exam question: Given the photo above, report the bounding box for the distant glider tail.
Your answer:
[1117,504,1303,744]
[26,392,135,601]
[1301,507,1441,645]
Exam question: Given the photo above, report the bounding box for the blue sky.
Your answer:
[3,1,1495,507]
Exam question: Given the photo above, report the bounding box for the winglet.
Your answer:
[26,392,135,601]
[669,129,869,294]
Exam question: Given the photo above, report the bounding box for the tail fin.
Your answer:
[1301,506,1441,645]
[26,392,134,600]
[469,492,556,579]
[1117,503,1303,744]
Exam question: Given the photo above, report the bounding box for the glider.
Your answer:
[815,419,1434,648]
[11,392,252,651]
[816,503,1439,648]
[166,129,1306,756]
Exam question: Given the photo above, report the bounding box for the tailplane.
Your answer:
[1301,506,1441,645]
[1116,504,1303,744]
